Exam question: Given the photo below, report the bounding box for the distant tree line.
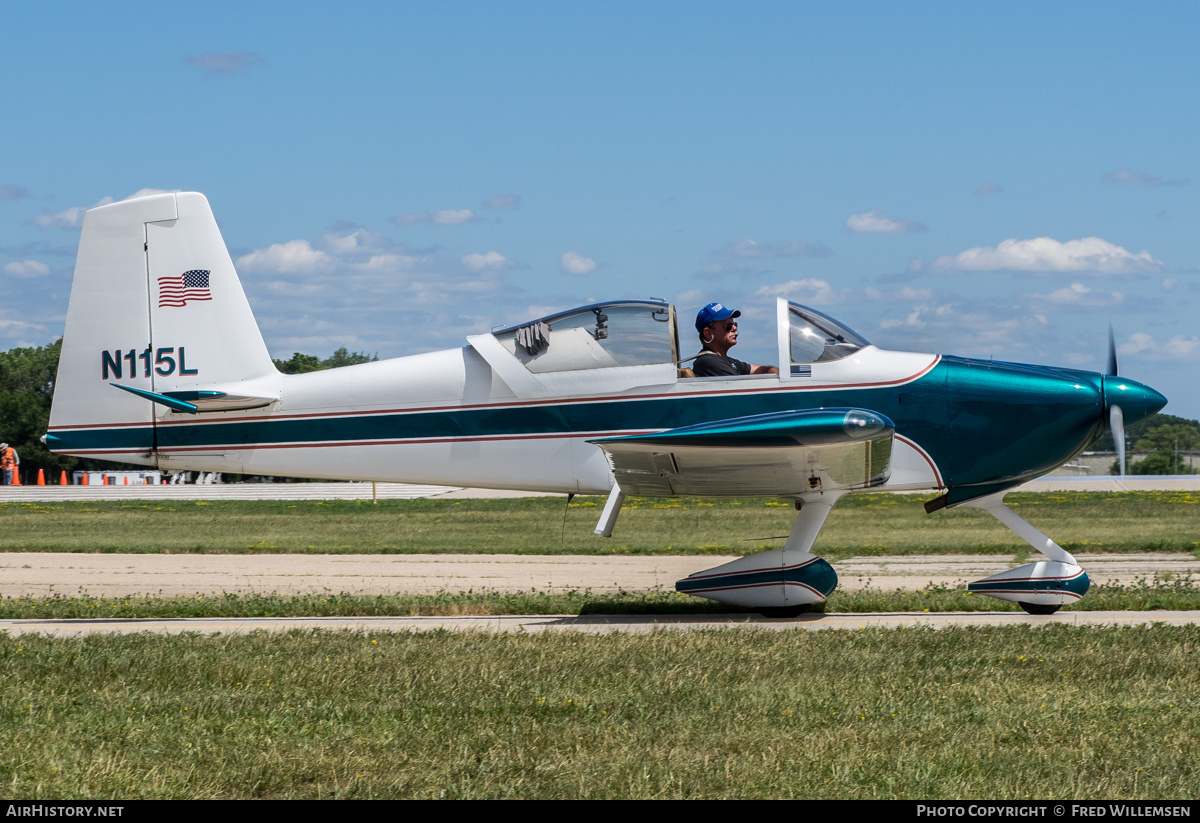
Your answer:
[1092,413,1200,475]
[0,342,376,482]
[0,340,82,482]
[273,347,378,374]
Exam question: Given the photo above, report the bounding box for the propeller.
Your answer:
[1106,324,1126,487]
[1110,403,1125,486]
[1107,324,1119,379]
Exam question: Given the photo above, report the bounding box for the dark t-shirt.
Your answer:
[692,350,752,377]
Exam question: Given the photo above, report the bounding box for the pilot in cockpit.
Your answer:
[691,303,779,377]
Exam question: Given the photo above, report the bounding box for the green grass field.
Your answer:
[4,577,1199,619]
[4,492,1198,800]
[2,491,1198,555]
[3,626,1198,799]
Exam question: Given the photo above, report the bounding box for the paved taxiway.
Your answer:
[6,611,1200,636]
[3,479,1194,634]
[3,552,1195,598]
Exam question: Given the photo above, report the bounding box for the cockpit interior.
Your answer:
[492,299,870,379]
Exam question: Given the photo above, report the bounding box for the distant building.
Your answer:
[72,470,163,485]
[1057,451,1200,476]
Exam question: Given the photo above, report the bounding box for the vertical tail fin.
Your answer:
[47,192,275,463]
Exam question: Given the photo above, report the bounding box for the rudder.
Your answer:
[47,192,275,464]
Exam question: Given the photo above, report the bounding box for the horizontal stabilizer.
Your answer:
[159,389,277,412]
[589,408,894,497]
[110,384,277,414]
[111,384,199,413]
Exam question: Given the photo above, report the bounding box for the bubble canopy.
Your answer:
[490,298,872,376]
[786,302,870,364]
[493,300,676,372]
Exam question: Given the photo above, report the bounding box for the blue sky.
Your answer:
[3,1,1198,417]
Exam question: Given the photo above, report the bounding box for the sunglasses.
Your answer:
[714,321,737,331]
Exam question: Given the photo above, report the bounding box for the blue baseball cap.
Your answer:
[695,302,741,331]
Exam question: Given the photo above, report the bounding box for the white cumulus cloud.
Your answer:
[932,237,1163,274]
[845,209,927,234]
[123,188,179,200]
[319,227,394,255]
[204,223,533,357]
[31,196,115,229]
[350,254,419,274]
[462,251,514,272]
[755,281,934,308]
[879,310,927,331]
[560,251,598,275]
[482,194,520,210]
[236,240,337,274]
[29,191,172,231]
[1119,332,1200,360]
[3,259,50,278]
[0,317,48,337]
[1039,282,1125,306]
[753,278,846,306]
[32,206,87,229]
[432,209,475,225]
[391,208,476,226]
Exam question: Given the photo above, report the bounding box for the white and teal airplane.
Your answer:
[46,192,1166,616]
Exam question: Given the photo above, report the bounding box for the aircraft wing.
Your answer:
[589,408,894,497]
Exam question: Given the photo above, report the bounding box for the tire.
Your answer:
[1019,601,1060,615]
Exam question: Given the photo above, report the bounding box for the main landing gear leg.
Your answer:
[593,482,626,538]
[960,492,1090,615]
[675,491,847,617]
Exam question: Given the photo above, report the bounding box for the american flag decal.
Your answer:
[158,270,212,308]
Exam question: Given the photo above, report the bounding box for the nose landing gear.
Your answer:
[961,492,1091,613]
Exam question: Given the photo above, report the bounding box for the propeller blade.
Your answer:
[1107,324,1118,376]
[1110,403,1125,487]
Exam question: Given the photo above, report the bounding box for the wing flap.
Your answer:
[590,408,894,497]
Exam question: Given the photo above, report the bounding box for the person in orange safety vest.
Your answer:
[0,443,18,485]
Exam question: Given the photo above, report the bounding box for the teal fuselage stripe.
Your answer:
[51,357,1108,489]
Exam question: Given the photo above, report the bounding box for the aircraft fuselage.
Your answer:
[48,342,1163,501]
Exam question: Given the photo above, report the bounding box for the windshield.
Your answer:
[788,303,869,363]
[495,301,675,372]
